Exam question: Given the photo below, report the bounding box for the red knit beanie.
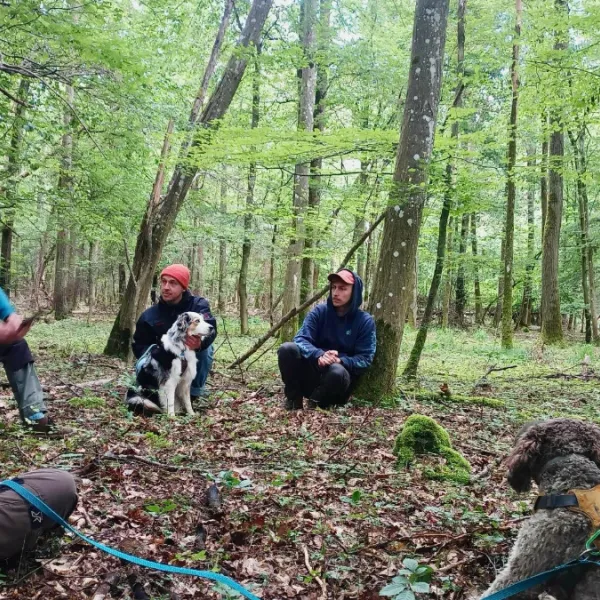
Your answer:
[160,264,190,289]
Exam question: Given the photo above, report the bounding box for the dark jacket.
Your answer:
[293,271,376,376]
[132,290,217,359]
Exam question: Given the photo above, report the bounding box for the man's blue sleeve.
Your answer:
[293,308,325,361]
[0,287,15,321]
[339,316,376,375]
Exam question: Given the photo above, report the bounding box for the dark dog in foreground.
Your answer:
[126,312,213,417]
[480,418,600,599]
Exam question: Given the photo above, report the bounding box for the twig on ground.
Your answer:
[301,543,327,599]
[101,451,207,475]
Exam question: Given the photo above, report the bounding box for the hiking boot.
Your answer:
[283,395,303,410]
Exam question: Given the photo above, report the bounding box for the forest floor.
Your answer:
[1,314,599,599]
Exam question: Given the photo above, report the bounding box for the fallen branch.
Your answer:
[101,452,207,475]
[326,408,374,462]
[228,212,385,368]
[301,543,327,600]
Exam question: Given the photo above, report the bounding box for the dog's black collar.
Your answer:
[534,494,579,510]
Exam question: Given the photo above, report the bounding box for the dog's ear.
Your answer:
[505,424,544,492]
[177,312,192,332]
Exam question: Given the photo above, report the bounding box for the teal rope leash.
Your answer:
[0,480,261,600]
[483,529,600,600]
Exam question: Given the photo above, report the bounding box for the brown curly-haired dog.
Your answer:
[481,418,600,600]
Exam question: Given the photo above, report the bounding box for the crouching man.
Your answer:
[278,269,376,410]
[0,469,77,562]
[128,264,217,412]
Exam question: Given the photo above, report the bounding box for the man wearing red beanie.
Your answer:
[130,264,217,406]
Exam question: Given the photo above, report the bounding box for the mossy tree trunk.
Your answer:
[355,0,450,401]
[501,0,521,349]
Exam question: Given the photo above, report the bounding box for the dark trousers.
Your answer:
[0,469,78,560]
[278,342,352,408]
[0,339,33,373]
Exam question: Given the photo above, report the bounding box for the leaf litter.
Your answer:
[1,331,598,599]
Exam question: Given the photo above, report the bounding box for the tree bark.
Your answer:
[238,53,260,334]
[54,84,74,320]
[518,154,535,328]
[403,0,463,377]
[218,178,227,313]
[88,239,99,323]
[355,0,450,401]
[568,127,598,343]
[501,0,521,349]
[104,0,272,358]
[442,216,454,328]
[471,213,482,325]
[280,0,318,341]
[454,213,469,327]
[541,0,566,345]
[494,238,505,328]
[0,79,29,296]
[403,173,452,378]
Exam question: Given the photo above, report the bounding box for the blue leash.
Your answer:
[0,480,260,600]
[482,556,600,599]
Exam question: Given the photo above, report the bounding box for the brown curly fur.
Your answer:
[481,418,600,599]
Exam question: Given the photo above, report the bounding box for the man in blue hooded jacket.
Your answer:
[278,268,376,410]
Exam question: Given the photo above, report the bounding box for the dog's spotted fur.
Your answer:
[127,312,213,417]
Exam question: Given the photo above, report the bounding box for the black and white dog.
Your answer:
[126,312,213,417]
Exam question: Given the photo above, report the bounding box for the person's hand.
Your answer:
[185,334,203,351]
[0,314,26,344]
[318,350,341,368]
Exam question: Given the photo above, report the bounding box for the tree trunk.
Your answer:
[494,239,505,328]
[403,170,452,378]
[281,0,319,341]
[0,79,29,296]
[569,127,598,343]
[541,118,549,242]
[54,84,74,321]
[518,154,535,328]
[218,179,227,313]
[355,0,450,402]
[403,0,462,377]
[88,239,99,323]
[501,0,521,349]
[238,52,260,334]
[104,0,272,358]
[471,213,482,325]
[442,217,454,328]
[454,213,469,327]
[541,0,566,345]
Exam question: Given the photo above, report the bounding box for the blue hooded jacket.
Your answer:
[293,271,376,376]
